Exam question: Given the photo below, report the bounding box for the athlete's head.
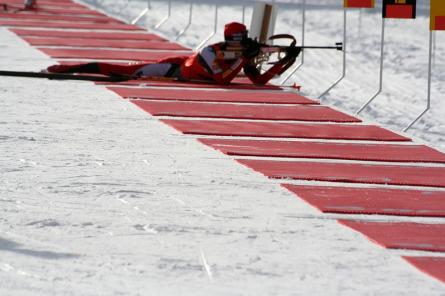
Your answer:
[224,22,248,42]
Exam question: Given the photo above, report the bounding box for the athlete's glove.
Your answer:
[285,46,302,59]
[242,38,261,59]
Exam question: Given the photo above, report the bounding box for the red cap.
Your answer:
[224,22,247,41]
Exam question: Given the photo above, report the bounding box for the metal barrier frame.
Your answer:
[280,0,306,85]
[195,5,219,51]
[356,17,386,115]
[432,30,436,68]
[154,0,171,29]
[318,7,347,99]
[175,2,193,40]
[404,30,434,132]
[131,0,151,24]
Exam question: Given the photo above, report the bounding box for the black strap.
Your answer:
[165,63,180,77]
[197,54,214,75]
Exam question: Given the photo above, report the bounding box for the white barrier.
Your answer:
[404,30,434,132]
[280,0,305,85]
[195,5,219,51]
[175,2,193,40]
[356,17,386,115]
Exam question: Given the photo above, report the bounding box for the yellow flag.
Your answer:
[431,0,445,30]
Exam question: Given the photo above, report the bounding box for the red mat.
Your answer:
[5,0,72,1]
[131,100,360,122]
[0,19,142,30]
[237,159,445,187]
[5,0,75,3]
[403,257,445,284]
[0,6,105,16]
[161,119,411,141]
[55,66,278,89]
[282,185,445,217]
[11,28,166,41]
[108,86,316,104]
[199,138,445,163]
[1,3,87,10]
[0,12,120,23]
[22,36,188,50]
[39,47,190,62]
[4,0,86,7]
[39,48,191,61]
[101,79,282,90]
[339,220,445,252]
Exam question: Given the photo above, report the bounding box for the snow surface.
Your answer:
[1,0,445,295]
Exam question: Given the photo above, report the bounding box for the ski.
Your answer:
[0,70,134,82]
[0,71,299,89]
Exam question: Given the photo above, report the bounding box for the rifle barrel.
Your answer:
[262,44,343,52]
[300,46,341,49]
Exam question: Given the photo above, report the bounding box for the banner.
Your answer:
[344,0,375,8]
[383,0,416,19]
[431,0,445,30]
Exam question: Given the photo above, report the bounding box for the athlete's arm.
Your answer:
[244,55,296,85]
[199,45,246,85]
[213,58,247,85]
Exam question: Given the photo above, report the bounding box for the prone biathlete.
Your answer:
[46,22,300,85]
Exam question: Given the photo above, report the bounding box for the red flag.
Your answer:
[344,0,375,8]
[383,0,417,19]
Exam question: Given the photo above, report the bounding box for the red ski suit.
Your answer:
[48,42,295,85]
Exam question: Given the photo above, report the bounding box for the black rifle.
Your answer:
[258,34,343,54]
